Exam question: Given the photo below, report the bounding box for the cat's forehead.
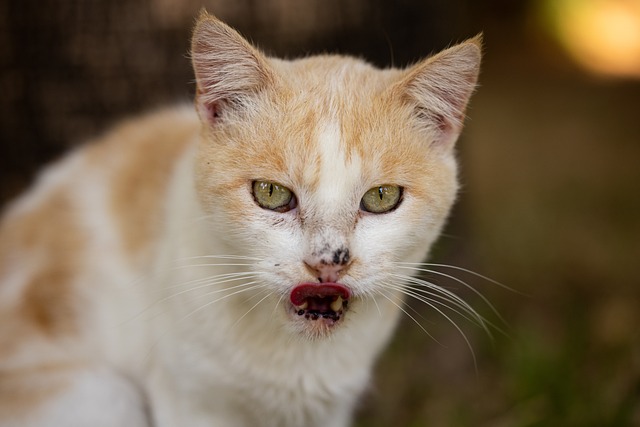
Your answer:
[267,55,404,161]
[239,57,433,200]
[272,55,399,100]
[204,54,442,210]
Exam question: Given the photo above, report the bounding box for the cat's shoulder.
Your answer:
[0,105,200,329]
[2,105,199,220]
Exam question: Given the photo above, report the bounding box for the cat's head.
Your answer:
[190,12,481,338]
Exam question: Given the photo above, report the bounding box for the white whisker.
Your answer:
[180,281,267,321]
[374,289,440,344]
[394,272,509,338]
[394,265,508,325]
[393,273,478,312]
[387,281,479,323]
[128,275,263,324]
[169,263,259,271]
[172,254,264,262]
[165,271,260,290]
[381,280,478,372]
[391,274,487,323]
[385,280,493,338]
[396,262,518,293]
[165,275,263,300]
[127,264,257,293]
[232,290,274,328]
[270,292,287,320]
[371,294,383,317]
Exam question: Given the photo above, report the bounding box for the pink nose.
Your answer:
[305,262,345,283]
[304,247,351,283]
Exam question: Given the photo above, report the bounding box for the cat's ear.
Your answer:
[397,35,482,148]
[191,10,274,124]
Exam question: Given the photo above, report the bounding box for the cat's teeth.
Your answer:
[330,296,343,312]
[297,301,308,310]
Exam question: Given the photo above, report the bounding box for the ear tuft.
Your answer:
[191,11,273,124]
[399,35,482,146]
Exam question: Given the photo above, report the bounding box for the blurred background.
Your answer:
[1,0,639,425]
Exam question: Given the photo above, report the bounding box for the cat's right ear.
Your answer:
[191,11,274,125]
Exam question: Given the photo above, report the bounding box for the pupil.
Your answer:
[378,187,384,200]
[269,183,274,197]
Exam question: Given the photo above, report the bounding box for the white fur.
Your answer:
[1,366,149,427]
[316,120,363,210]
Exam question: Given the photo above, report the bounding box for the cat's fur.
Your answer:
[0,12,481,427]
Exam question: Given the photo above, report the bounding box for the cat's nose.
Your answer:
[304,248,351,283]
[304,261,349,283]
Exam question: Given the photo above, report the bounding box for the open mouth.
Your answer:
[290,283,350,322]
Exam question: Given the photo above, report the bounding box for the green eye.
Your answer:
[252,181,296,212]
[360,185,403,213]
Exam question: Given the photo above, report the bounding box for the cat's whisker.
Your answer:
[395,262,519,293]
[408,285,506,339]
[392,273,479,313]
[377,285,438,327]
[231,290,275,329]
[270,292,288,321]
[384,280,493,339]
[169,263,258,271]
[181,279,263,302]
[172,254,264,262]
[391,274,489,326]
[374,289,440,344]
[394,264,509,326]
[163,275,264,301]
[387,280,479,323]
[371,294,383,318]
[127,274,263,324]
[396,273,509,338]
[180,282,268,322]
[164,271,260,290]
[126,261,259,291]
[380,280,479,372]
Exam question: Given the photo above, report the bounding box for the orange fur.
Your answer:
[100,109,199,257]
[0,190,82,338]
[0,365,71,419]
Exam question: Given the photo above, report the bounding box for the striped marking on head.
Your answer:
[314,119,362,212]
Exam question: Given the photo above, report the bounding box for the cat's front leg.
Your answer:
[0,364,149,427]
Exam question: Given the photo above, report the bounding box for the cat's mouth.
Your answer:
[289,283,350,323]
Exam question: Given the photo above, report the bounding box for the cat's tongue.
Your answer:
[290,283,350,307]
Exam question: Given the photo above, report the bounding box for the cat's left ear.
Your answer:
[191,11,274,125]
[397,35,482,148]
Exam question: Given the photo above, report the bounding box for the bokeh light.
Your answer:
[543,0,640,78]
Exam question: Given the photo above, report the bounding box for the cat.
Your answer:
[0,11,481,427]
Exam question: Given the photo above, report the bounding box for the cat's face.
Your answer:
[190,13,480,337]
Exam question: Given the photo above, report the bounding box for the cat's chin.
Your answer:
[287,283,351,336]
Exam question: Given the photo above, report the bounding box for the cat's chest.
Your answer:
[150,328,367,427]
